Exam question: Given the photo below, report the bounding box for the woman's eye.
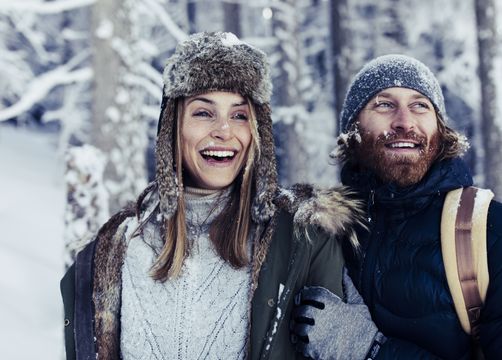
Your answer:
[232,112,248,121]
[193,110,213,118]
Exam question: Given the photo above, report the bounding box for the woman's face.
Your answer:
[181,91,253,190]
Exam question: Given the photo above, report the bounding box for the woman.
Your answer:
[61,32,363,360]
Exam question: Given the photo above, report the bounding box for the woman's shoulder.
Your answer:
[273,183,365,239]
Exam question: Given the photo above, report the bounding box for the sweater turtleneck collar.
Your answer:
[184,185,234,229]
[185,186,222,199]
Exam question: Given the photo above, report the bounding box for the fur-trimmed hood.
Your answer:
[274,183,364,247]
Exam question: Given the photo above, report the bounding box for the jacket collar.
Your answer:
[341,157,473,218]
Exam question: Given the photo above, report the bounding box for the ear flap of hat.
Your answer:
[251,103,277,223]
[156,97,179,220]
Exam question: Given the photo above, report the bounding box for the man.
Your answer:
[291,54,502,359]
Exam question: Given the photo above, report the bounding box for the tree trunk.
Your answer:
[223,1,241,37]
[330,0,350,134]
[187,0,197,33]
[90,0,148,213]
[475,0,502,197]
[271,0,309,185]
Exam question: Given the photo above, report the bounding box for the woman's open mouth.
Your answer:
[200,149,237,163]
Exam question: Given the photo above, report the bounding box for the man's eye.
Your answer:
[375,101,393,109]
[412,102,431,111]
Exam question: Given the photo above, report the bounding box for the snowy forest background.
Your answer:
[1,0,502,359]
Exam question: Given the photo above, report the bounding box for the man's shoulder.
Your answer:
[488,198,502,238]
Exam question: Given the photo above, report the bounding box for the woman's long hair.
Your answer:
[150,98,260,281]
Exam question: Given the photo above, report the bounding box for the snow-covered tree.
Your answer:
[268,0,338,185]
[90,0,147,212]
[64,144,109,267]
[476,0,502,198]
[330,0,350,126]
[269,0,309,185]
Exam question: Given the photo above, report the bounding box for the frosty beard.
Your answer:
[354,129,440,187]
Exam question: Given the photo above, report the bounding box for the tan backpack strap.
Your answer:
[455,187,483,339]
[441,187,493,337]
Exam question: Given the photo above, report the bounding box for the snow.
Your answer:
[0,66,92,122]
[95,18,114,39]
[0,125,65,359]
[142,0,188,43]
[220,32,244,47]
[0,0,96,14]
[473,188,495,223]
[64,144,109,264]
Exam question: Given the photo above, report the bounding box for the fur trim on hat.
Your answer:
[163,32,271,104]
[156,32,277,222]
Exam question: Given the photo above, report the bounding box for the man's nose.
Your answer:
[391,107,415,132]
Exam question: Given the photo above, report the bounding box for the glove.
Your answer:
[290,269,384,360]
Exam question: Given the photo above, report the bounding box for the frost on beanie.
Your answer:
[339,54,446,133]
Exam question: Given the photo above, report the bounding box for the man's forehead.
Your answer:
[371,88,431,101]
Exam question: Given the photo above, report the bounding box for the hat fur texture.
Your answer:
[156,32,277,223]
[339,54,446,133]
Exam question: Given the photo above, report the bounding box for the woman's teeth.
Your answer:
[201,150,235,157]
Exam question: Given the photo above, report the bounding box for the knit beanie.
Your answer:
[339,54,446,133]
[156,32,277,223]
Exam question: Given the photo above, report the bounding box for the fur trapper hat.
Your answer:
[156,32,277,223]
[339,54,447,133]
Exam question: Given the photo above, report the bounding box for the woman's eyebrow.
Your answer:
[232,101,247,107]
[186,98,247,107]
[186,97,214,105]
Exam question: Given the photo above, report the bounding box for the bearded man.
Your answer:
[291,55,502,359]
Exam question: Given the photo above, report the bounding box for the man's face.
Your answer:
[353,87,440,187]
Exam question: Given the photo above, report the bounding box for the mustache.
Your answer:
[375,130,427,146]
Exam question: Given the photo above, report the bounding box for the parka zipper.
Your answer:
[367,189,375,223]
[359,189,379,311]
[358,189,375,286]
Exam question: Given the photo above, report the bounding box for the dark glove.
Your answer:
[291,269,384,360]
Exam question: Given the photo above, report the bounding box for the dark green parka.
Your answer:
[61,183,362,360]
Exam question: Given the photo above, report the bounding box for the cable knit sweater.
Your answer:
[120,188,252,359]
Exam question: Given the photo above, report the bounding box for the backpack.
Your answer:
[441,186,494,357]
